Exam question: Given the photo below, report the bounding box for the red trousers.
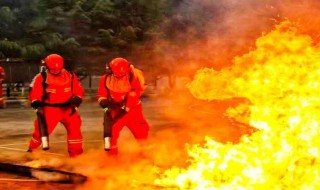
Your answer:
[28,106,83,157]
[110,104,149,152]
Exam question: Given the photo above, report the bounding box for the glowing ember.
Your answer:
[30,162,41,168]
[155,20,320,189]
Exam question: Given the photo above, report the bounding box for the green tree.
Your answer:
[0,39,21,57]
[0,0,177,75]
[0,6,16,23]
[21,43,45,60]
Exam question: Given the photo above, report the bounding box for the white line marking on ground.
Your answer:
[0,178,40,182]
[0,146,27,152]
[0,108,101,114]
[0,139,102,147]
[0,139,103,157]
[0,146,65,157]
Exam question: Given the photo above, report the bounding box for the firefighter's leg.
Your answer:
[28,119,42,150]
[103,111,113,150]
[126,104,150,140]
[109,112,127,154]
[62,110,83,157]
[125,105,150,157]
[28,107,61,151]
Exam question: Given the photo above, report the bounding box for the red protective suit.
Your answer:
[97,68,149,153]
[0,67,4,108]
[28,69,84,157]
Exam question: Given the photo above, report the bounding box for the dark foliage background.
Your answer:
[0,0,184,78]
[1,0,319,84]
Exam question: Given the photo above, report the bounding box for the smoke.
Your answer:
[137,0,277,76]
[20,1,320,189]
[140,0,320,77]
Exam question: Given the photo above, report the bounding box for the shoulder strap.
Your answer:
[40,70,47,88]
[104,74,111,100]
[40,70,48,101]
[129,70,134,83]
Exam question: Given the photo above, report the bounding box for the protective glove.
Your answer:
[31,100,43,109]
[69,96,82,107]
[100,99,125,110]
[99,99,109,109]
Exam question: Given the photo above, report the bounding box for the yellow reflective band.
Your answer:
[31,137,39,143]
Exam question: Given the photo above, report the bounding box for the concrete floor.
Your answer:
[0,94,250,190]
[0,96,177,158]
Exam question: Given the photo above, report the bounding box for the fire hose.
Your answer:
[36,108,49,150]
[103,106,126,151]
[0,162,87,183]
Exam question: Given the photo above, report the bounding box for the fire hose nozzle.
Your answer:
[41,136,49,150]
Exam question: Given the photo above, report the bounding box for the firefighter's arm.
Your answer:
[97,75,108,108]
[72,74,84,99]
[0,67,4,81]
[0,73,4,82]
[29,74,44,105]
[68,74,84,108]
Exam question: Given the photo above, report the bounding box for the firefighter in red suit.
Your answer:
[28,54,84,157]
[0,66,4,108]
[97,57,149,154]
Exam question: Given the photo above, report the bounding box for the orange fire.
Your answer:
[155,20,320,189]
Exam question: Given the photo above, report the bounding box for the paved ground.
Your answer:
[0,92,252,190]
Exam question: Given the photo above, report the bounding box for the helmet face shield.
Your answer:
[112,70,127,78]
[45,54,64,74]
[48,66,62,75]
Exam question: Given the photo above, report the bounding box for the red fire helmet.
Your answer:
[45,54,64,74]
[108,57,130,77]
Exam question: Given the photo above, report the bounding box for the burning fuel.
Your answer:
[0,162,87,184]
[154,20,320,189]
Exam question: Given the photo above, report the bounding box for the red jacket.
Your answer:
[29,69,84,103]
[97,68,146,110]
[0,67,4,82]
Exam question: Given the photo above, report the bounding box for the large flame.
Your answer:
[155,20,320,189]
